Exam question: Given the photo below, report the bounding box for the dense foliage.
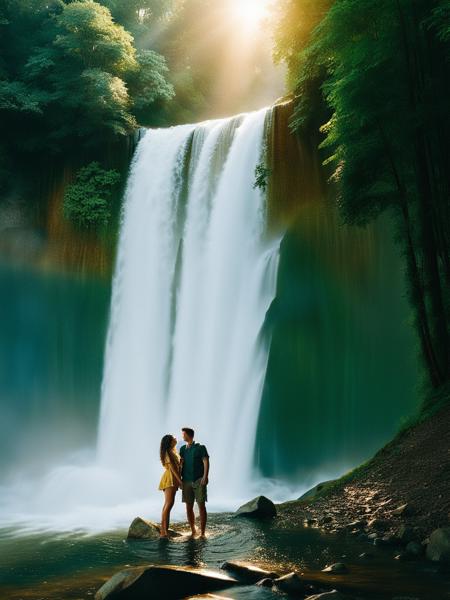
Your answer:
[63,161,120,228]
[273,0,450,392]
[0,0,174,218]
[0,1,173,152]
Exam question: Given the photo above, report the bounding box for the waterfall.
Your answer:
[0,105,419,534]
[97,107,281,500]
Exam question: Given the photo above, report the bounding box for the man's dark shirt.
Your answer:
[180,442,209,482]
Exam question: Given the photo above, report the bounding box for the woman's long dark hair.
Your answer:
[160,435,179,472]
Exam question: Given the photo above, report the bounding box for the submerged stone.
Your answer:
[272,572,310,595]
[234,496,277,519]
[95,565,238,600]
[220,561,278,583]
[321,562,348,574]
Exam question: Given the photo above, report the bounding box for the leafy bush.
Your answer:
[63,162,121,229]
[253,163,271,192]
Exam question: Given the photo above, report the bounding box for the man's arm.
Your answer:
[201,456,209,486]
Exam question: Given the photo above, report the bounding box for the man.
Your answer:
[179,427,209,538]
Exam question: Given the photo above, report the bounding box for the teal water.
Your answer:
[257,210,418,480]
[1,516,448,599]
[0,208,418,485]
[0,263,110,480]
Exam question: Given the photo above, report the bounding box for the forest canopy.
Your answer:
[272,0,450,393]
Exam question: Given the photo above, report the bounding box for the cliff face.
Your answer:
[0,135,137,277]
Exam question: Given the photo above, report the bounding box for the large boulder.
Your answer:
[234,496,277,519]
[127,517,181,540]
[426,527,450,563]
[297,480,337,502]
[95,565,238,600]
[220,560,279,583]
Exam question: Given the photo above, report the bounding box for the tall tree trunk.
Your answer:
[396,0,449,385]
[376,119,444,386]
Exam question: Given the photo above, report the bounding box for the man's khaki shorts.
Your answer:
[182,479,208,504]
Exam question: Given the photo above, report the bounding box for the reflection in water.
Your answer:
[1,515,449,600]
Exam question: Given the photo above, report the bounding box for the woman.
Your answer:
[159,434,182,538]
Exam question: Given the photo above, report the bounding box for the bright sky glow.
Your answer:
[229,0,270,31]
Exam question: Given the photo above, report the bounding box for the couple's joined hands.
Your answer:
[176,477,208,489]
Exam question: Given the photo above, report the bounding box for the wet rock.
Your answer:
[319,515,333,525]
[127,517,181,540]
[397,525,416,544]
[367,518,389,531]
[234,496,277,519]
[220,561,278,584]
[297,480,337,502]
[374,534,400,547]
[426,527,450,563]
[345,520,365,530]
[95,565,238,600]
[273,572,310,595]
[305,591,351,600]
[405,541,423,557]
[367,532,378,540]
[255,577,274,588]
[392,503,409,517]
[321,562,348,574]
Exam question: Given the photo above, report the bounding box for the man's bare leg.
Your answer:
[186,502,197,536]
[198,503,207,537]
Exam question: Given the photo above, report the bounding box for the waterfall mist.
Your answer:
[0,108,287,533]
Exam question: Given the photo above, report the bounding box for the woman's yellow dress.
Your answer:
[158,450,180,490]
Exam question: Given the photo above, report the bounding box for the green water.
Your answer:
[1,516,448,599]
[0,263,110,479]
[257,209,418,480]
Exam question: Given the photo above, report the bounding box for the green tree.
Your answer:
[0,0,173,153]
[273,0,450,393]
[63,161,121,228]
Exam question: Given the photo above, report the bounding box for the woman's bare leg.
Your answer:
[161,487,176,536]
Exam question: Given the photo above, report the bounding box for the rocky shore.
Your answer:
[95,396,450,600]
[278,395,450,563]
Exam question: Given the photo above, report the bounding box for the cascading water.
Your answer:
[97,107,280,501]
[0,107,282,532]
[0,105,418,535]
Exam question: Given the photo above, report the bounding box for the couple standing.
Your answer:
[159,427,209,538]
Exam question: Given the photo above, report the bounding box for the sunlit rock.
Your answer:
[127,516,181,540]
[392,503,409,516]
[220,560,278,583]
[321,562,348,574]
[95,565,238,600]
